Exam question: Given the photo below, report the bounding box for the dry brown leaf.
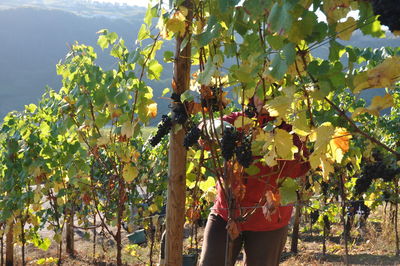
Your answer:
[226,219,240,240]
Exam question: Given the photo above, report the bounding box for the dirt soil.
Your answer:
[12,207,400,265]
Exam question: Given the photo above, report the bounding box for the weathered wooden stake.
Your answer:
[291,200,302,253]
[5,223,13,266]
[164,1,193,265]
[66,207,75,257]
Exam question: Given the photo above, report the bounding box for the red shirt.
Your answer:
[212,112,310,231]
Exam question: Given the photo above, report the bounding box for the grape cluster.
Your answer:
[244,102,257,118]
[371,0,400,32]
[149,115,172,147]
[382,190,396,203]
[321,181,329,196]
[346,200,370,220]
[354,174,373,195]
[221,127,238,161]
[183,126,201,149]
[201,87,224,112]
[235,136,253,168]
[323,215,331,231]
[172,103,188,124]
[345,200,371,231]
[310,210,319,225]
[170,93,188,125]
[355,160,399,195]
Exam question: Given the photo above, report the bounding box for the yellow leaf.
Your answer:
[165,11,186,37]
[274,129,298,160]
[329,128,351,163]
[122,164,138,183]
[96,135,110,146]
[352,94,394,118]
[309,152,321,170]
[233,116,254,129]
[148,204,159,213]
[292,111,311,137]
[323,0,350,23]
[146,102,158,118]
[121,121,135,139]
[265,95,292,117]
[336,17,356,41]
[368,93,394,113]
[57,197,65,206]
[351,107,376,118]
[320,155,334,179]
[178,6,188,17]
[314,122,334,153]
[354,56,400,93]
[54,233,62,243]
[264,149,278,167]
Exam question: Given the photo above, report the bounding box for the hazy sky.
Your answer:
[94,0,150,7]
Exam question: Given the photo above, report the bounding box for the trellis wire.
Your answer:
[127,198,398,223]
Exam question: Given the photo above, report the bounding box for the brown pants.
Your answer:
[199,214,288,266]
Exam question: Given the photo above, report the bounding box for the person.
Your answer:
[198,95,310,266]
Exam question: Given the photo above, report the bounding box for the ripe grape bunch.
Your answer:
[235,136,253,168]
[221,127,238,161]
[371,0,400,32]
[310,210,319,225]
[149,115,172,147]
[244,102,257,118]
[355,157,399,195]
[354,174,373,195]
[323,215,331,231]
[183,126,201,149]
[171,93,188,124]
[346,200,371,220]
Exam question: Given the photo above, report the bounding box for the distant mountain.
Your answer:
[0,3,399,123]
[0,0,146,20]
[0,5,174,124]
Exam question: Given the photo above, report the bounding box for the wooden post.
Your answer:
[5,223,13,266]
[164,1,193,265]
[290,200,301,254]
[66,207,75,257]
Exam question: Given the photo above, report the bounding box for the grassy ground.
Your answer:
[15,206,400,265]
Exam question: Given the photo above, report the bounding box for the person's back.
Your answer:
[199,99,310,266]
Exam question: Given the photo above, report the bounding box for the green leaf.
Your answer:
[267,35,284,50]
[128,48,141,63]
[198,59,216,85]
[267,2,293,33]
[196,16,222,47]
[137,24,149,42]
[283,43,296,65]
[199,176,216,192]
[147,59,163,80]
[329,40,345,61]
[97,35,109,50]
[162,88,170,96]
[108,32,118,44]
[279,178,298,206]
[123,164,138,183]
[245,165,260,175]
[358,2,385,38]
[269,54,288,80]
[163,50,174,62]
[25,104,37,113]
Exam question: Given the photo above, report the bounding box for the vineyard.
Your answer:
[0,0,400,265]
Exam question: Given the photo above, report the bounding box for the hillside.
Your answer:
[0,3,399,121]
